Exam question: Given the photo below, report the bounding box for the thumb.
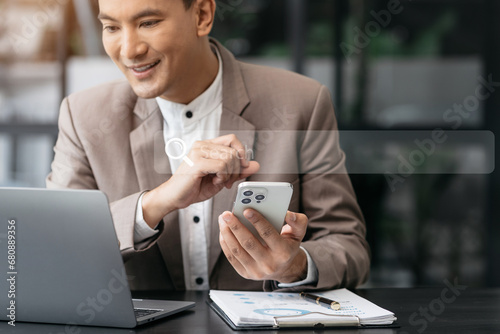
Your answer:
[281,211,308,240]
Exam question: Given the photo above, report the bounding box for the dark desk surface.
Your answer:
[1,287,499,333]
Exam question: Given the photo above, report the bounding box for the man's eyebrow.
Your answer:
[98,9,164,22]
[97,12,115,21]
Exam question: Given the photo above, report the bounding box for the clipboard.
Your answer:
[207,298,400,330]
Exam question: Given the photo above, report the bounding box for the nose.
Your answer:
[120,29,147,61]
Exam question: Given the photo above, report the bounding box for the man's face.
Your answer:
[98,0,201,100]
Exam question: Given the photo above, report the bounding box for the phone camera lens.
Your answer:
[242,198,251,204]
[255,195,265,201]
[243,190,253,196]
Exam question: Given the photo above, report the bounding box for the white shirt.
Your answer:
[133,48,318,290]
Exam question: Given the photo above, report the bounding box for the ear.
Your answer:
[194,0,216,37]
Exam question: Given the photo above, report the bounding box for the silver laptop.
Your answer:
[0,187,195,328]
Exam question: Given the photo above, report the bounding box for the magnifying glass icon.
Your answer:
[165,138,194,167]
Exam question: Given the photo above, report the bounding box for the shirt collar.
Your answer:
[156,47,223,129]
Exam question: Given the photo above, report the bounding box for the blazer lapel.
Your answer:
[130,97,171,190]
[208,40,256,275]
[130,97,185,290]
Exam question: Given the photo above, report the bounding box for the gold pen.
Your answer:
[300,292,341,310]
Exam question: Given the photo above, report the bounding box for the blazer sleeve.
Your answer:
[265,85,371,291]
[46,97,162,262]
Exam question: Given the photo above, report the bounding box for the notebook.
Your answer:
[209,288,397,330]
[0,187,195,328]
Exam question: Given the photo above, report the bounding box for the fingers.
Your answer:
[204,134,253,187]
[175,141,239,186]
[219,231,248,278]
[164,134,258,212]
[208,134,250,167]
[178,135,259,188]
[219,211,283,280]
[219,210,309,282]
[241,209,307,248]
[219,212,257,278]
[243,209,281,247]
[219,210,282,261]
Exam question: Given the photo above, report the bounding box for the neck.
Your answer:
[160,39,219,105]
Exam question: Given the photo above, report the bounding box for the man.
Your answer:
[47,0,370,291]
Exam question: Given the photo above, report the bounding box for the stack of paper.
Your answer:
[209,288,397,328]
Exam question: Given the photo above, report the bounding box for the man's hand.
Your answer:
[219,209,308,283]
[142,134,260,227]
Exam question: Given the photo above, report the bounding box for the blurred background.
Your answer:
[0,0,498,288]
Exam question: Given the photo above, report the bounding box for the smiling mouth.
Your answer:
[131,60,160,73]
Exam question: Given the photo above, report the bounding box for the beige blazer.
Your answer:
[47,39,370,292]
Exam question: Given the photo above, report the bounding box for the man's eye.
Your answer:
[141,20,160,28]
[104,26,119,33]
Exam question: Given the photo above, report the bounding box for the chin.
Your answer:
[130,84,163,99]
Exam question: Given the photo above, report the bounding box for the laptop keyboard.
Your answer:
[134,308,164,319]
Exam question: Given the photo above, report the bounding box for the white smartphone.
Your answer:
[232,181,293,240]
